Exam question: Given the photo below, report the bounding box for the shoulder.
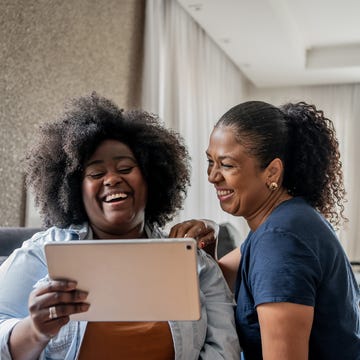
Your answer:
[197,249,234,296]
[269,197,330,231]
[248,227,318,269]
[12,223,91,266]
[269,197,318,224]
[144,223,166,238]
[244,201,324,281]
[197,248,218,270]
[253,197,334,252]
[23,223,90,248]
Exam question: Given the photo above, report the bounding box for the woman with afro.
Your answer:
[0,93,240,359]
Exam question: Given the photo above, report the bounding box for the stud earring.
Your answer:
[269,182,278,191]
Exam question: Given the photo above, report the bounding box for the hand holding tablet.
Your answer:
[45,238,201,321]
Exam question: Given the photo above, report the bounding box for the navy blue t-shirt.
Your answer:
[235,197,360,360]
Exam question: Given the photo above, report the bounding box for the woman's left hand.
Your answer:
[169,219,219,250]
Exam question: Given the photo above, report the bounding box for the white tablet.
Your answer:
[44,238,200,321]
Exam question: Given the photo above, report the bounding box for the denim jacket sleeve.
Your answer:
[148,224,241,359]
[0,231,48,359]
[0,225,87,359]
[197,249,241,359]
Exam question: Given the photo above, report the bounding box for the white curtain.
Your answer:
[247,84,360,260]
[142,0,250,242]
[142,0,360,260]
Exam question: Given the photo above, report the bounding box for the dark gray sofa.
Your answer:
[0,227,42,265]
[0,223,238,258]
[0,223,238,267]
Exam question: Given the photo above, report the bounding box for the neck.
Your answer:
[91,223,147,240]
[246,188,292,231]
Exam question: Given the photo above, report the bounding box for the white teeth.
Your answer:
[105,193,127,202]
[217,190,233,196]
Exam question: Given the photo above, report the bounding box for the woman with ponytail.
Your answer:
[204,101,360,359]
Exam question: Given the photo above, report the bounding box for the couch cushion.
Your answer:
[0,227,42,257]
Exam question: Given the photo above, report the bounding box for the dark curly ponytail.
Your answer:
[281,102,346,226]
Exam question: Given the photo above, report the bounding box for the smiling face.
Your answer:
[206,126,271,221]
[82,139,148,239]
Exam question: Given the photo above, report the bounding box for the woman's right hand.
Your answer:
[9,280,90,360]
[169,219,219,251]
[28,280,89,341]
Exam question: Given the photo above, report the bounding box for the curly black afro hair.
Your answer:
[26,93,191,228]
[216,100,346,227]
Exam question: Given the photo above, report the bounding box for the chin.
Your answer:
[109,214,144,227]
[220,204,240,217]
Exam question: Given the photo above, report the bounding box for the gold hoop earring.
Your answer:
[269,182,278,191]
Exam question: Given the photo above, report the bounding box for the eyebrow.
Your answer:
[85,156,137,167]
[205,151,237,161]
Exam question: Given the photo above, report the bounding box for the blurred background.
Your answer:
[1,0,359,261]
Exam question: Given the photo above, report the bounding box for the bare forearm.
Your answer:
[9,317,49,360]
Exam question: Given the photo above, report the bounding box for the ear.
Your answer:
[264,158,284,185]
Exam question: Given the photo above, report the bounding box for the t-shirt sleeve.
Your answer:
[250,229,321,307]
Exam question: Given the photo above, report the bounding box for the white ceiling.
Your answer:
[177,0,360,88]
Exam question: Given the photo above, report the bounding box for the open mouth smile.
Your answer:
[103,192,129,203]
[217,189,233,197]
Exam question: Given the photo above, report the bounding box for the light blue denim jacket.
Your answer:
[0,223,240,359]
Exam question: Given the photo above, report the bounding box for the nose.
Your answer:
[207,164,222,184]
[104,171,123,187]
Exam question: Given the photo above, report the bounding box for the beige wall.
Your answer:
[0,0,145,226]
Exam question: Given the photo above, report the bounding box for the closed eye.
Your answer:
[86,172,104,179]
[117,166,136,174]
[221,163,234,169]
[207,159,233,169]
